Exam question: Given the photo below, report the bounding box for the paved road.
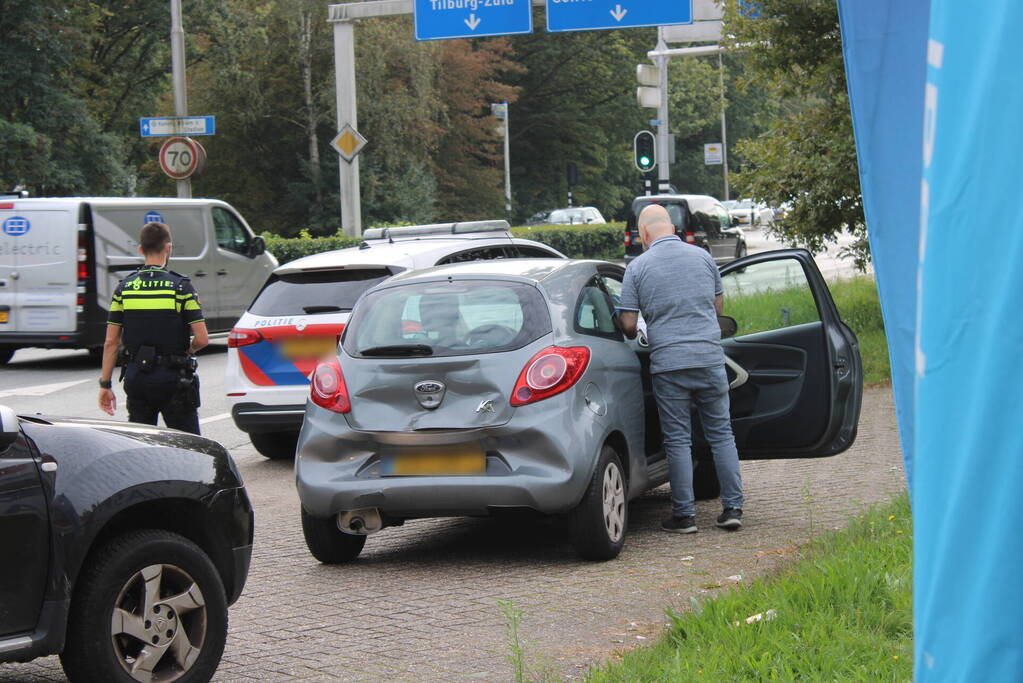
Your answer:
[1,359,904,681]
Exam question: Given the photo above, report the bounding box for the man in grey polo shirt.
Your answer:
[617,204,744,533]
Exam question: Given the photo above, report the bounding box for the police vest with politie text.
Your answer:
[108,265,204,362]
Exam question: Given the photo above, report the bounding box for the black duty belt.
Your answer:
[122,348,191,369]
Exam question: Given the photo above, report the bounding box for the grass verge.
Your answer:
[587,492,912,682]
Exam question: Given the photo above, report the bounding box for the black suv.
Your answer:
[0,405,253,683]
[624,194,747,264]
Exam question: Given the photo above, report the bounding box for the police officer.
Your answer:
[97,221,208,434]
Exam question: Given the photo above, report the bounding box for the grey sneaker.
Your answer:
[716,508,743,530]
[661,515,698,534]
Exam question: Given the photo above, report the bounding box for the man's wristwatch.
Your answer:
[99,379,112,389]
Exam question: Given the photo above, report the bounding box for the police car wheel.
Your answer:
[0,346,14,365]
[250,432,299,460]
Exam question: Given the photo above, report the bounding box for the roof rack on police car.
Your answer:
[362,220,511,242]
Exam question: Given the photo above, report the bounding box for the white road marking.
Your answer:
[199,412,231,425]
[0,378,89,399]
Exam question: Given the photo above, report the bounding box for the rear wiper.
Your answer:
[359,344,434,357]
[302,305,348,314]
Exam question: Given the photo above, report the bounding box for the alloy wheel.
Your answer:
[602,463,626,543]
[110,563,208,683]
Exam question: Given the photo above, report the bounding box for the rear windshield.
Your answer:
[249,268,393,316]
[628,199,688,231]
[344,280,551,358]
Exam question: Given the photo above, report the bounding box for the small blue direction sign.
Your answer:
[414,0,532,41]
[547,0,692,33]
[139,116,216,138]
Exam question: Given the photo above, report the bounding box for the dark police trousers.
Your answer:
[124,363,201,435]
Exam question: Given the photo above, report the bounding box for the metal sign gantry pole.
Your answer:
[170,0,191,199]
[327,0,546,236]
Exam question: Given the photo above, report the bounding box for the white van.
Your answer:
[0,197,277,364]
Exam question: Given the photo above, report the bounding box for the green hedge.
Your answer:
[263,222,625,264]
[510,222,625,260]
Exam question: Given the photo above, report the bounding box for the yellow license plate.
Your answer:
[280,336,336,359]
[0,311,7,323]
[389,443,486,476]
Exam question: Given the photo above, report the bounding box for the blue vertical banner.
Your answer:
[914,1,1023,679]
[836,0,929,492]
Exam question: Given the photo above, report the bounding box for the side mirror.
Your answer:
[0,405,19,451]
[247,235,266,258]
[731,216,740,227]
[718,315,738,339]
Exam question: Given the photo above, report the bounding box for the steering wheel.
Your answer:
[465,324,518,348]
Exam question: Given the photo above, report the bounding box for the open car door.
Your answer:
[716,249,862,459]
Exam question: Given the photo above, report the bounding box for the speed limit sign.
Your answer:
[159,136,201,180]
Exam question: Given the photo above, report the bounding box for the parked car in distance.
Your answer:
[624,194,746,265]
[296,249,862,562]
[773,201,792,224]
[225,220,566,460]
[724,198,774,228]
[0,405,253,682]
[0,197,277,365]
[546,207,606,225]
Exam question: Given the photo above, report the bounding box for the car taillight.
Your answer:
[624,229,632,247]
[227,328,263,347]
[685,232,696,244]
[77,230,91,283]
[311,358,351,413]
[510,346,590,407]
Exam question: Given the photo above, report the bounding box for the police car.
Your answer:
[225,220,565,459]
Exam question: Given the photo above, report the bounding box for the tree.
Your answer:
[723,0,867,266]
[0,0,130,194]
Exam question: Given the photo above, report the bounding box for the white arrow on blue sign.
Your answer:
[547,0,692,33]
[139,116,216,138]
[414,0,532,41]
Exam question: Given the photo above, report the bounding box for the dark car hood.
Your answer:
[21,414,225,456]
[18,414,243,493]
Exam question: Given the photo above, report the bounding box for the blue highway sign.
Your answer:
[547,0,692,33]
[414,0,533,41]
[139,116,216,138]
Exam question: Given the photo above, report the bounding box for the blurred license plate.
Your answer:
[280,336,336,359]
[0,312,7,323]
[388,443,486,476]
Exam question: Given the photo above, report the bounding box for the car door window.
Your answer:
[720,259,821,337]
[212,207,252,256]
[514,245,561,259]
[435,246,510,265]
[575,276,620,339]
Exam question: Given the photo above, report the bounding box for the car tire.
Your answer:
[569,445,627,561]
[693,460,721,501]
[736,242,748,259]
[250,431,299,460]
[0,346,15,366]
[60,529,227,683]
[301,508,367,564]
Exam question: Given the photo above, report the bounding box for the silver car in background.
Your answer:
[296,251,863,562]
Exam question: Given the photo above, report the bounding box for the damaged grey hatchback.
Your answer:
[296,252,863,562]
[296,259,646,561]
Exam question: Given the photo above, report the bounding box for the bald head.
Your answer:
[638,204,675,248]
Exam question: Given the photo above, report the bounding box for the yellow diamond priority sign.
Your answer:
[331,125,368,163]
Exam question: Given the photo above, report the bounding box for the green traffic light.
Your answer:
[639,156,651,167]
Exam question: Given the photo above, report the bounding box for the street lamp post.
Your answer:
[492,102,512,215]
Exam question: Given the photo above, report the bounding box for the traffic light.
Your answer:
[634,131,656,173]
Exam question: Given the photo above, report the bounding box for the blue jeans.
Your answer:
[651,365,743,516]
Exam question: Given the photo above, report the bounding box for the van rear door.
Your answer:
[91,205,209,316]
[0,205,77,334]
